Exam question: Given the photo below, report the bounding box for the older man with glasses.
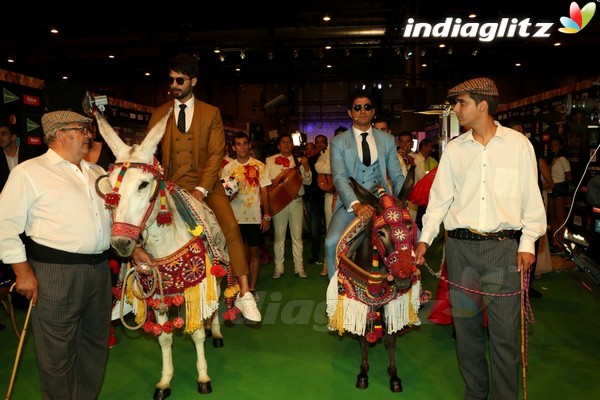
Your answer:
[0,110,152,399]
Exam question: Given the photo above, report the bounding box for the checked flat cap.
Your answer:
[41,110,93,138]
[447,77,499,98]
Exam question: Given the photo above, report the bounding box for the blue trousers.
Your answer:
[324,206,357,279]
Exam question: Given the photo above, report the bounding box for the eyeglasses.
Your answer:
[168,77,190,85]
[60,126,90,134]
[352,103,373,112]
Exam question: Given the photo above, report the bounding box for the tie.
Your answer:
[361,132,371,166]
[178,104,187,133]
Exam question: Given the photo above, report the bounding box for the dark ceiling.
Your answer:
[1,1,599,104]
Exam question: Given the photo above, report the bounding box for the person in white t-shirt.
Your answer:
[221,132,272,297]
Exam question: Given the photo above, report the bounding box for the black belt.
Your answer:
[448,228,520,241]
[28,240,111,265]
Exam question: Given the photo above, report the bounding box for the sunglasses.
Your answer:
[352,103,373,112]
[168,77,190,85]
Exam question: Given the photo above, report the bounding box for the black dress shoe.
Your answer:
[529,288,543,298]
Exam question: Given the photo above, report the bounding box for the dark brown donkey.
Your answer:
[326,168,430,392]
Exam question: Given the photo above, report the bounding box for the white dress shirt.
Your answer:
[352,127,378,164]
[0,149,112,263]
[419,123,546,254]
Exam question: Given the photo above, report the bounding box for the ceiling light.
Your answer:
[404,50,413,60]
[240,50,246,59]
[554,42,562,47]
[420,49,427,57]
[50,28,59,34]
[468,12,477,19]
[323,14,331,22]
[214,47,221,53]
[235,66,241,72]
[7,58,14,63]
[326,64,332,69]
[267,51,273,61]
[471,49,478,56]
[218,54,225,62]
[293,48,299,58]
[447,47,453,55]
[62,75,68,80]
[394,47,401,56]
[367,49,372,58]
[325,45,332,50]
[108,54,115,59]
[439,43,446,48]
[344,48,350,57]
[515,62,522,67]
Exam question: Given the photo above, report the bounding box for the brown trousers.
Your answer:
[204,190,249,277]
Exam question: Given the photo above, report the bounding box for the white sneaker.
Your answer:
[235,292,262,322]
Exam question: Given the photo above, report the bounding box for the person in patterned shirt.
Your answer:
[221,132,272,297]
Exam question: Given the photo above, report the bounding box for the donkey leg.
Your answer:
[356,336,370,389]
[383,332,402,392]
[191,328,212,394]
[153,313,174,400]
[208,311,223,348]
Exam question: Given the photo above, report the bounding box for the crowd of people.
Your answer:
[0,53,580,399]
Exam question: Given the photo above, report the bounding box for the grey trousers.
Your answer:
[446,238,521,400]
[30,260,111,400]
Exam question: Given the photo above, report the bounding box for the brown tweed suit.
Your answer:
[149,98,249,277]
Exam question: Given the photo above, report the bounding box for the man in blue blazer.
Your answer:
[324,90,405,278]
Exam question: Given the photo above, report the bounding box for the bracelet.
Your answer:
[262,214,272,221]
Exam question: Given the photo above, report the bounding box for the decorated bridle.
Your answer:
[370,187,417,281]
[96,158,173,241]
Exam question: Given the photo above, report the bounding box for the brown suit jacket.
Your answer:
[148,98,225,195]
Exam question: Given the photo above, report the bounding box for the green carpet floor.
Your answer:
[1,236,599,399]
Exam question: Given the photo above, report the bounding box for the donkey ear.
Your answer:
[349,177,379,207]
[398,165,415,205]
[94,111,130,160]
[136,108,173,162]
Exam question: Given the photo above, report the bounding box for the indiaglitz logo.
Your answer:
[558,1,596,33]
[403,17,554,42]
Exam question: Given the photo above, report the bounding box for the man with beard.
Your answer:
[147,54,261,322]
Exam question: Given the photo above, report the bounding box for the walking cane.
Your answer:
[5,283,34,400]
[520,268,527,400]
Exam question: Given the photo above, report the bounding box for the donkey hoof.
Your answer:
[153,387,171,400]
[389,378,403,393]
[212,337,224,348]
[198,381,213,394]
[356,373,369,389]
[204,328,212,338]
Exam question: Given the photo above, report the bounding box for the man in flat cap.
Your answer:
[0,110,151,399]
[415,77,546,400]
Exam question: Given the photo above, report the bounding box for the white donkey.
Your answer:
[95,109,233,399]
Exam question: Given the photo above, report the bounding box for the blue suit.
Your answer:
[325,128,405,278]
